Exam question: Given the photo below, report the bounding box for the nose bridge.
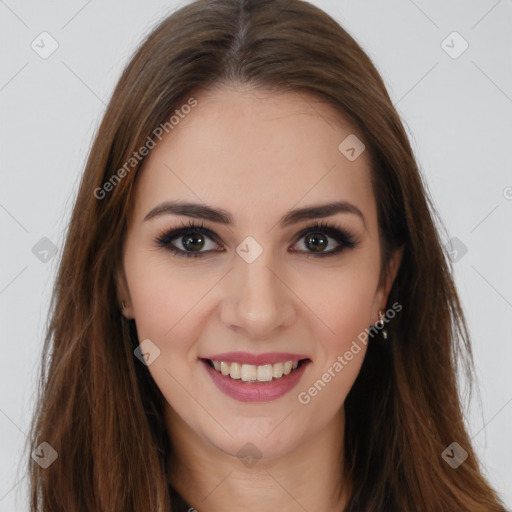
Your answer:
[221,239,296,337]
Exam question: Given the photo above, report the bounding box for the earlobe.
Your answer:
[385,244,404,299]
[114,265,134,319]
[371,244,405,324]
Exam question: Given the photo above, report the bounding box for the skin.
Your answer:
[116,84,403,512]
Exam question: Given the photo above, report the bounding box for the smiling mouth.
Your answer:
[201,358,310,383]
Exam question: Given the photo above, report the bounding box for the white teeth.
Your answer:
[229,362,241,379]
[273,362,283,378]
[209,359,304,382]
[257,364,273,382]
[220,361,230,376]
[240,364,257,381]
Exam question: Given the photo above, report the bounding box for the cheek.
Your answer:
[124,251,211,411]
[290,258,378,405]
[292,253,380,346]
[295,286,371,420]
[125,248,214,343]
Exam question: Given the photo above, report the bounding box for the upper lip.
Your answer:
[202,352,310,365]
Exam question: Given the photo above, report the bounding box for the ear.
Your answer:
[370,244,404,324]
[115,264,134,319]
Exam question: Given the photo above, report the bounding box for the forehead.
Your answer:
[131,85,376,229]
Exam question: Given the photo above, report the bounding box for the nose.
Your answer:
[219,250,297,340]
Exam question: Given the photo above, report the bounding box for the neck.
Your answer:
[165,405,350,512]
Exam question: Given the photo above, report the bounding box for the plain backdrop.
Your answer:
[0,0,511,510]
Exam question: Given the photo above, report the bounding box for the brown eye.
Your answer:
[304,233,329,252]
[292,221,359,258]
[154,221,221,258]
[181,233,206,252]
[154,220,358,259]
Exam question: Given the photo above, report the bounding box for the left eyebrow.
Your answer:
[143,200,367,231]
[280,201,367,231]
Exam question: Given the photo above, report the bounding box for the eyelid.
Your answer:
[290,221,359,257]
[153,219,359,258]
[153,220,221,256]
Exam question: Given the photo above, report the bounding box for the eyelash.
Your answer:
[153,219,359,259]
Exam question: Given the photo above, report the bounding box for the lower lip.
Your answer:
[201,359,310,403]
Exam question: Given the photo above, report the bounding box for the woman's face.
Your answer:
[117,85,401,460]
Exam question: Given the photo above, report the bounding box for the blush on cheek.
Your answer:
[318,294,375,347]
[131,277,203,338]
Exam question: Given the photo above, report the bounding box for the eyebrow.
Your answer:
[143,200,367,231]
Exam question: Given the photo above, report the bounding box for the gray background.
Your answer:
[1,0,511,509]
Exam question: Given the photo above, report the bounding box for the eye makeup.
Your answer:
[153,219,359,259]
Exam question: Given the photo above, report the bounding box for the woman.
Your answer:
[26,0,508,510]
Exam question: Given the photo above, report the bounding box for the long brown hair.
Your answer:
[26,0,507,510]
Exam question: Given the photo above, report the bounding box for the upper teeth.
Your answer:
[212,360,299,382]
